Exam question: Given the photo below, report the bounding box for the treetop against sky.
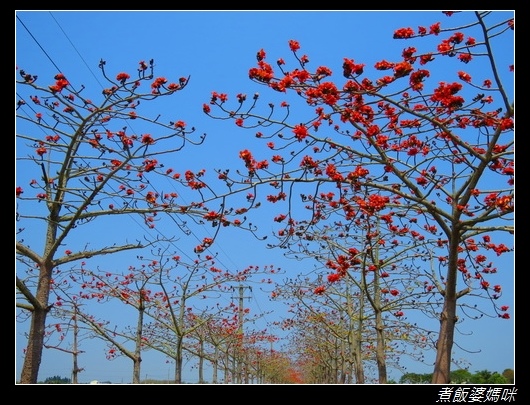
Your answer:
[16,10,514,384]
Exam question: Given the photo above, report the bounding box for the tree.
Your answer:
[450,368,473,383]
[399,372,431,384]
[470,369,507,384]
[15,59,230,383]
[42,298,88,384]
[269,196,445,383]
[205,11,514,383]
[131,250,278,384]
[191,316,236,384]
[42,375,71,384]
[275,272,438,383]
[400,368,508,384]
[502,368,514,384]
[67,262,159,384]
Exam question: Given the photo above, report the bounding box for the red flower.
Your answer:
[274,214,287,223]
[288,40,300,52]
[203,211,221,221]
[429,22,441,35]
[256,49,266,61]
[393,61,413,78]
[141,134,155,145]
[314,285,326,295]
[393,27,414,39]
[293,124,308,141]
[458,53,472,63]
[458,71,472,82]
[151,77,167,93]
[36,143,47,156]
[116,72,130,83]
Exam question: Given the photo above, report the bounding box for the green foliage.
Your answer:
[469,370,508,384]
[502,368,514,384]
[450,369,473,384]
[41,375,71,384]
[487,373,509,384]
[399,369,512,384]
[399,372,432,384]
[141,379,173,384]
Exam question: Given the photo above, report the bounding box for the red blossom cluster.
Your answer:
[48,73,69,93]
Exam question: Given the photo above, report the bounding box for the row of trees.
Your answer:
[16,11,514,384]
[36,367,515,384]
[44,252,283,384]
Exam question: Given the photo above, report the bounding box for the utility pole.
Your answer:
[232,284,251,384]
[71,303,82,384]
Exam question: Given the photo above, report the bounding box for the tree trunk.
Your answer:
[375,311,388,384]
[432,240,459,384]
[19,263,52,384]
[19,306,48,383]
[174,337,183,383]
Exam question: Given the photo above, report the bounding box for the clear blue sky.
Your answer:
[15,10,514,384]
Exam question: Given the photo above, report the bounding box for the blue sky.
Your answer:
[15,10,514,384]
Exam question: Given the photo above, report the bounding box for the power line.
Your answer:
[48,11,105,88]
[16,13,62,73]
[45,13,245,274]
[16,12,245,276]
[17,19,289,356]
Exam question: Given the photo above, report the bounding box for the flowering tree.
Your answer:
[190,316,237,383]
[275,270,440,383]
[269,189,448,383]
[36,294,89,384]
[132,250,278,384]
[205,11,514,383]
[63,259,165,384]
[15,59,240,384]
